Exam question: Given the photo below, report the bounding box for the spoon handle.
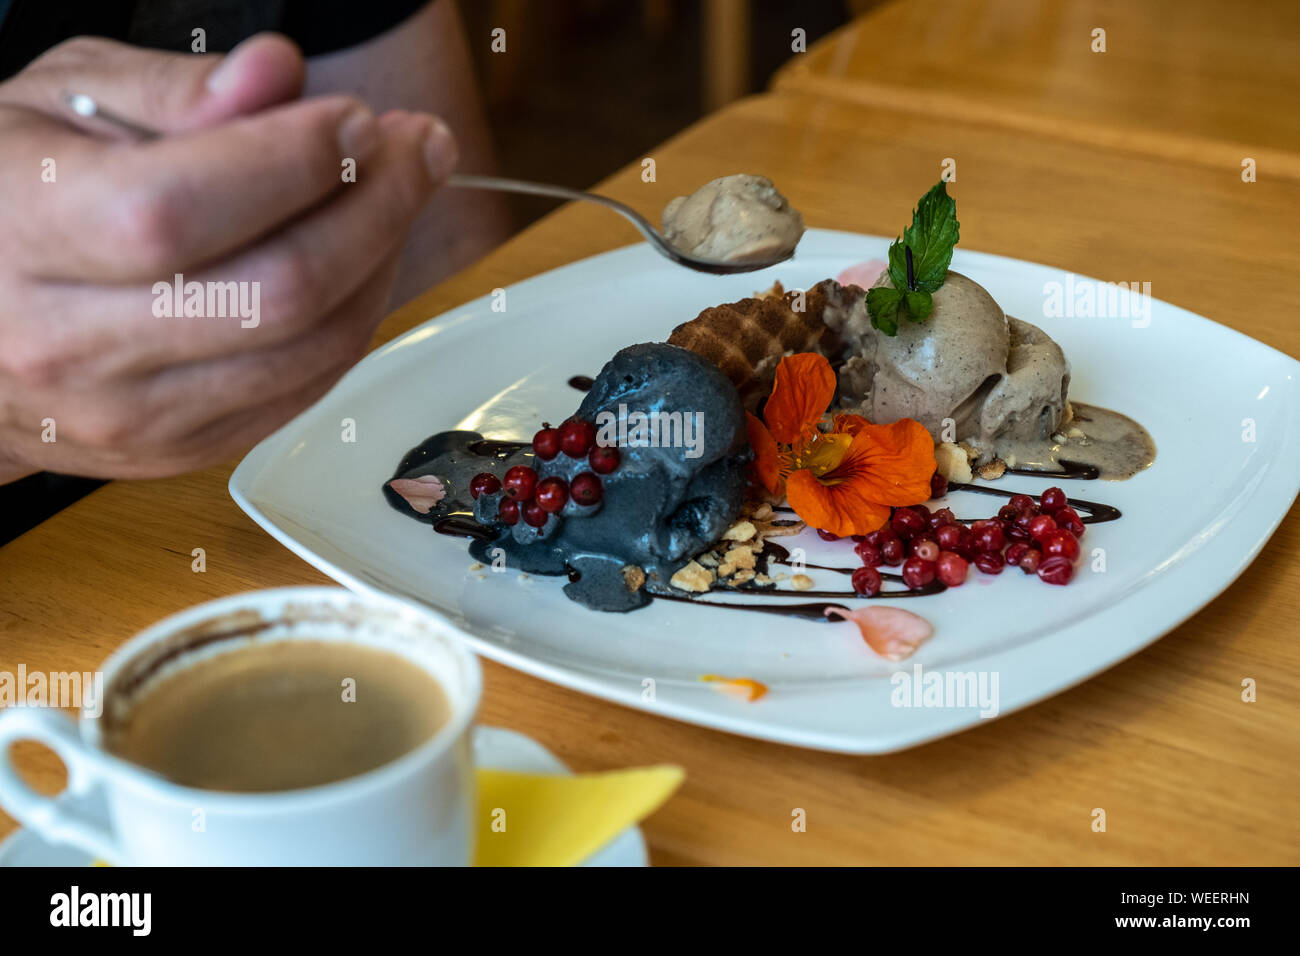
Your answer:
[448,173,660,245]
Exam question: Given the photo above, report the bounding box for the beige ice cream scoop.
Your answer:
[826,271,1070,461]
[661,174,804,265]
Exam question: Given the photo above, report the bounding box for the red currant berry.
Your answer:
[1028,514,1058,542]
[1040,487,1068,513]
[891,508,926,539]
[909,503,932,520]
[522,501,548,527]
[1036,555,1075,585]
[901,556,936,590]
[1009,494,1035,514]
[469,472,501,499]
[1018,547,1043,574]
[851,566,882,596]
[912,538,940,562]
[569,472,603,506]
[1040,529,1080,561]
[502,465,538,501]
[1055,506,1086,537]
[929,472,949,499]
[878,534,905,566]
[928,507,957,530]
[588,445,620,474]
[497,498,520,526]
[534,476,569,513]
[816,529,840,541]
[559,418,596,457]
[854,541,881,566]
[936,550,968,587]
[532,428,561,461]
[1005,541,1030,567]
[974,550,1005,574]
[998,504,1020,521]
[971,523,1006,553]
[935,524,964,551]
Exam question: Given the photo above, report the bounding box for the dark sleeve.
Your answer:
[0,0,430,79]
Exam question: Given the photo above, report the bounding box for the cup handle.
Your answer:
[0,707,122,862]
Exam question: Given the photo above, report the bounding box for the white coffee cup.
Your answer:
[0,587,482,866]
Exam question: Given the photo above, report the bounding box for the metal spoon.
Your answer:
[63,91,795,275]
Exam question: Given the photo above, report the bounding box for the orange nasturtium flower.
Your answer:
[746,353,936,537]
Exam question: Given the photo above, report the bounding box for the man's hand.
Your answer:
[0,34,458,482]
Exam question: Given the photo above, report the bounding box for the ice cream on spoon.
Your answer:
[661,174,805,266]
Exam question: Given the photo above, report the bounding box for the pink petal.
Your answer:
[825,605,933,661]
[388,475,446,514]
[836,259,888,290]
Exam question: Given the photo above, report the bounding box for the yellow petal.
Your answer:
[474,766,684,867]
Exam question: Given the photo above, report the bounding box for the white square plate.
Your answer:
[230,230,1300,753]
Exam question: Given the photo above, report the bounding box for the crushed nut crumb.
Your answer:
[791,574,814,591]
[723,546,757,570]
[722,520,757,543]
[670,560,714,593]
[621,565,646,592]
[935,441,973,484]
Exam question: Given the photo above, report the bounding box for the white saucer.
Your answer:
[0,726,648,867]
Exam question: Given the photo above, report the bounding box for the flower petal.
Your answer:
[763,353,837,444]
[826,418,935,507]
[785,468,892,537]
[825,606,933,661]
[746,412,780,494]
[700,674,769,702]
[836,258,888,289]
[387,475,446,514]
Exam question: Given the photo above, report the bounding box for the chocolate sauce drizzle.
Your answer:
[432,513,494,540]
[1004,459,1100,480]
[466,439,530,458]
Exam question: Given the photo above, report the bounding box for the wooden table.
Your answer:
[776,0,1300,180]
[2,91,1298,864]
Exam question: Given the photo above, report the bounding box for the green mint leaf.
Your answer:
[866,286,903,336]
[903,290,932,322]
[885,239,910,291]
[901,181,959,293]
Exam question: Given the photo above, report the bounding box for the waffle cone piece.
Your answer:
[667,279,861,410]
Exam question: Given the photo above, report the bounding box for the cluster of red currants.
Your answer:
[469,418,620,528]
[823,484,1086,596]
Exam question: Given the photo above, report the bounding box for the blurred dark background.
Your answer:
[457,0,859,227]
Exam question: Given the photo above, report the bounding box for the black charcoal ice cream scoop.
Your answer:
[385,343,751,611]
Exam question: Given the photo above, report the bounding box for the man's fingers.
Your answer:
[0,33,304,134]
[2,109,452,386]
[8,254,401,480]
[1,94,378,280]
